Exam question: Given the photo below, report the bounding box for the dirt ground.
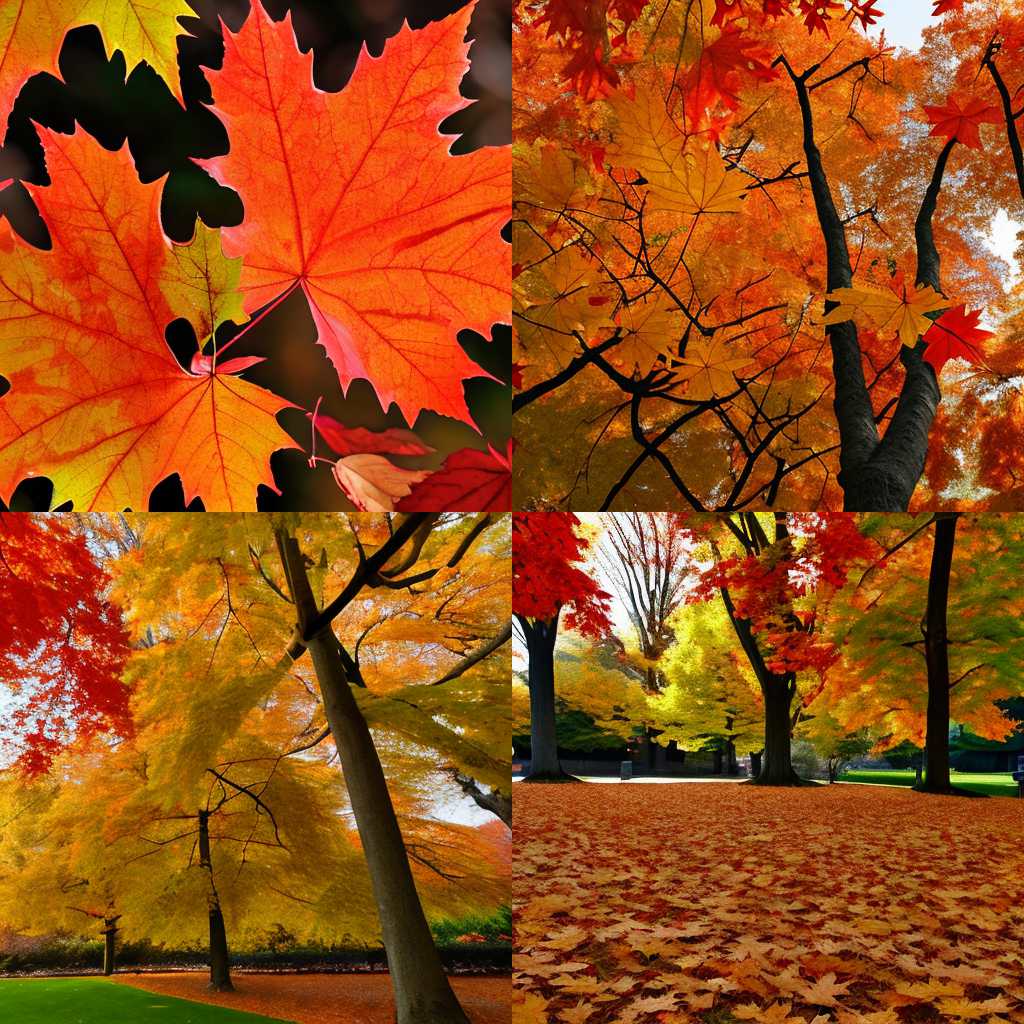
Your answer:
[114,971,511,1024]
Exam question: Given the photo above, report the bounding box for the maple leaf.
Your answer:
[396,442,512,511]
[203,3,511,428]
[796,971,852,1007]
[608,87,742,209]
[0,129,296,511]
[822,278,947,347]
[734,1002,801,1022]
[0,0,192,116]
[332,453,430,512]
[675,334,750,401]
[932,0,965,14]
[797,0,845,35]
[679,26,776,128]
[308,411,435,458]
[922,305,993,373]
[852,1,884,29]
[923,94,1002,149]
[611,301,683,375]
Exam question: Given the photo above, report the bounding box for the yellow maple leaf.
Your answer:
[797,971,852,1007]
[935,997,993,1020]
[675,333,750,401]
[821,278,947,348]
[514,991,553,1024]
[734,1002,801,1023]
[611,302,684,375]
[608,84,747,216]
[515,140,591,212]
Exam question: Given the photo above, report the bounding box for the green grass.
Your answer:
[0,977,289,1023]
[838,769,1019,797]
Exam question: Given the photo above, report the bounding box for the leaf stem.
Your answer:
[211,279,302,363]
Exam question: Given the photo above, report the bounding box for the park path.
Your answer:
[114,971,510,1024]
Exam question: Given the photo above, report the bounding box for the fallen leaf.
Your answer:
[332,454,430,512]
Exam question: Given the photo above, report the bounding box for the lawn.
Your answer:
[839,769,1018,797]
[515,783,1024,1023]
[0,977,286,1023]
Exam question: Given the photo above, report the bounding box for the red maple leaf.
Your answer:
[397,441,512,511]
[512,363,526,389]
[923,93,1002,149]
[922,305,993,373]
[852,1,884,29]
[932,0,965,14]
[307,411,434,458]
[681,27,776,129]
[796,0,845,35]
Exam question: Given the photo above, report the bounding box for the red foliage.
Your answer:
[922,305,993,373]
[694,515,877,679]
[0,514,131,774]
[512,513,612,635]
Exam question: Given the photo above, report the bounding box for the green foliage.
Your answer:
[430,905,511,946]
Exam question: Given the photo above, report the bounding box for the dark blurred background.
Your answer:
[0,0,511,510]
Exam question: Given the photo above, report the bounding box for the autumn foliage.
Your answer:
[0,513,131,774]
[513,0,1024,511]
[0,2,511,511]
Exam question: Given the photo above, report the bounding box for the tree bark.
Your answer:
[760,675,800,784]
[750,750,763,778]
[102,919,117,976]
[451,772,511,828]
[277,531,470,1024]
[719,587,801,786]
[780,60,952,511]
[725,737,739,776]
[198,809,233,992]
[712,747,723,775]
[519,615,566,780]
[919,513,959,794]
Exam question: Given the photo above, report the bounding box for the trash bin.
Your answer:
[620,760,633,781]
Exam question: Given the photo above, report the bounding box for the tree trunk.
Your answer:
[102,920,117,976]
[784,66,952,512]
[198,809,233,992]
[725,739,739,776]
[750,750,762,778]
[520,616,565,780]
[712,747,723,775]
[758,675,800,785]
[278,532,470,1024]
[719,587,801,786]
[919,514,959,794]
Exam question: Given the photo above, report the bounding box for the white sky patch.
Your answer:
[984,209,1024,293]
[862,0,933,51]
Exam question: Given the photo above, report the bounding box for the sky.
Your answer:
[871,0,933,50]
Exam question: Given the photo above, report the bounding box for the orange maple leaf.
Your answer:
[0,129,296,511]
[203,3,511,428]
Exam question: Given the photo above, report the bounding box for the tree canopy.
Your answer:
[513,1,1024,512]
